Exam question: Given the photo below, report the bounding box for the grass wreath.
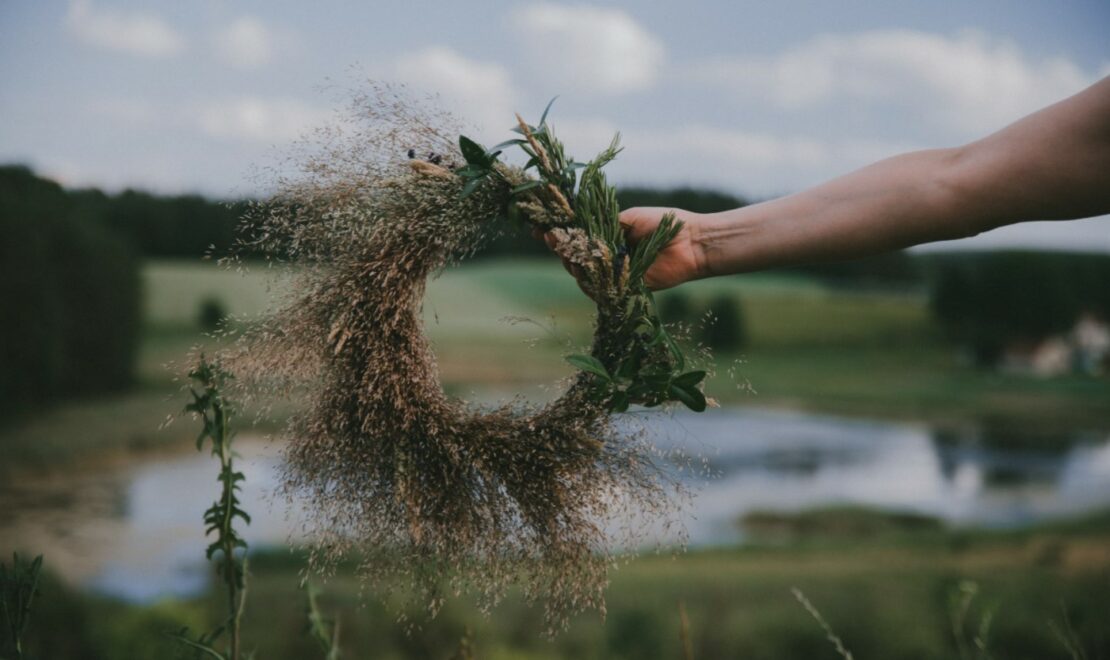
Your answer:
[227,91,706,632]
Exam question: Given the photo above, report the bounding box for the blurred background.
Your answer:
[2,1,1109,658]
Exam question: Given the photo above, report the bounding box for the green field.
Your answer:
[139,257,1110,424]
[4,257,1108,473]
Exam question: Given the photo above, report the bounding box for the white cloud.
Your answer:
[914,215,1110,253]
[196,97,330,144]
[393,47,517,140]
[694,29,1106,137]
[215,17,275,69]
[42,156,189,193]
[511,3,664,94]
[628,127,914,195]
[555,116,921,196]
[88,96,158,125]
[65,0,184,58]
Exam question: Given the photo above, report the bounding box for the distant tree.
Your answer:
[616,186,749,214]
[925,251,1106,365]
[0,165,140,411]
[785,251,922,289]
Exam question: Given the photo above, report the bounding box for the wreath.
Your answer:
[229,94,706,631]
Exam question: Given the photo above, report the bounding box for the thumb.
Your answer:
[618,207,665,245]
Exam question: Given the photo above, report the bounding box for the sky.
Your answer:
[2,0,1108,251]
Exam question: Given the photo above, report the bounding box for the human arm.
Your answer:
[621,75,1110,289]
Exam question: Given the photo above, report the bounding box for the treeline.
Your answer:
[925,251,1110,363]
[1,165,243,258]
[0,168,920,288]
[0,166,140,411]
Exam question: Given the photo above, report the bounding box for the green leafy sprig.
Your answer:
[169,356,250,660]
[453,100,708,412]
[1,553,43,660]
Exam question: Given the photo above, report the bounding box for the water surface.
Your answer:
[3,408,1107,601]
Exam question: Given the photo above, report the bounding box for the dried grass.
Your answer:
[220,85,685,633]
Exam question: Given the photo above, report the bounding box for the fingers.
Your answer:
[643,272,666,292]
[618,207,667,244]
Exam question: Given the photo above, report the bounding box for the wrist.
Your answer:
[692,206,764,278]
[687,214,713,280]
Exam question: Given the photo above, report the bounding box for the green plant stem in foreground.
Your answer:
[171,356,250,660]
[0,553,43,660]
[304,583,341,660]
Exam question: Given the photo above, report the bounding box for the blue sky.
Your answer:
[2,0,1108,250]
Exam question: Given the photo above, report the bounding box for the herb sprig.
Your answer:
[454,101,708,412]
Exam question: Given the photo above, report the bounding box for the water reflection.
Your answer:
[1,408,1108,601]
[642,408,1110,543]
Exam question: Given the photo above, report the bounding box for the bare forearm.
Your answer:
[692,76,1110,277]
[695,147,968,274]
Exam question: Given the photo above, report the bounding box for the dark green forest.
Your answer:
[926,250,1110,363]
[0,167,140,411]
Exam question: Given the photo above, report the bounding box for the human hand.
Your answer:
[618,207,705,290]
[536,207,705,293]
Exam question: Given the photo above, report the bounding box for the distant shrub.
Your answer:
[700,295,747,351]
[606,608,666,659]
[198,296,227,331]
[659,291,697,325]
[742,506,942,541]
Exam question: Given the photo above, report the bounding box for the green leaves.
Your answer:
[565,347,707,413]
[460,177,485,199]
[566,354,611,380]
[511,180,543,195]
[673,370,706,389]
[459,135,493,168]
[669,372,708,412]
[457,135,504,199]
[539,96,558,126]
[1,552,43,658]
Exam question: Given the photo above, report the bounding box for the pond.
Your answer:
[2,407,1108,601]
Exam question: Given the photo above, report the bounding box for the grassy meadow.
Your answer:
[16,510,1110,659]
[138,256,1110,427]
[4,256,1109,473]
